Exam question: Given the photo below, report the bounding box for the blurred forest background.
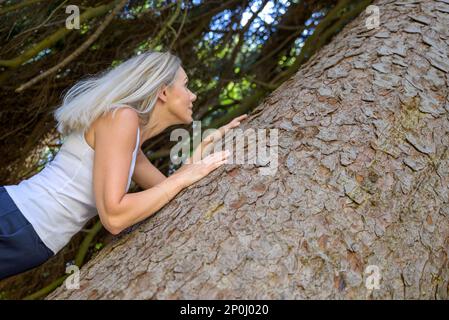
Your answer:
[0,0,371,299]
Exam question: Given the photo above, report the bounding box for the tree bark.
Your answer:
[48,0,449,299]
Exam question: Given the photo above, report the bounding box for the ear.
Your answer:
[158,84,169,103]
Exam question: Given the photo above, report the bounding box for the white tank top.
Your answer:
[4,126,140,255]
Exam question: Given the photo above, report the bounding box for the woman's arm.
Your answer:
[132,149,167,190]
[131,114,249,190]
[92,108,187,235]
[102,174,186,235]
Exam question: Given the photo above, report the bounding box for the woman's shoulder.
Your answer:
[86,106,139,151]
[91,106,138,132]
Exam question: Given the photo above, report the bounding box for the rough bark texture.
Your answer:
[48,0,449,299]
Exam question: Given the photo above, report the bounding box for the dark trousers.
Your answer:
[0,186,54,280]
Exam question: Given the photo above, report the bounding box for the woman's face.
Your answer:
[163,67,197,125]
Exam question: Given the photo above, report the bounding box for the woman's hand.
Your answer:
[173,150,231,187]
[188,114,248,163]
[204,113,248,145]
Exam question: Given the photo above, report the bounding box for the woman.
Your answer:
[0,50,247,280]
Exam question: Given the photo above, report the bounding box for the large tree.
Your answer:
[46,0,449,299]
[1,0,374,299]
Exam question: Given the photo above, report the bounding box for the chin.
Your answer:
[174,114,193,125]
[185,113,193,124]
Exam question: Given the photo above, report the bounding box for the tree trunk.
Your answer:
[48,0,449,299]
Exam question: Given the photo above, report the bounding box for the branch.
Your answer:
[144,0,183,51]
[168,0,188,50]
[15,0,128,92]
[0,0,46,15]
[75,219,104,267]
[8,0,68,42]
[0,0,121,68]
[22,218,104,300]
[22,274,68,300]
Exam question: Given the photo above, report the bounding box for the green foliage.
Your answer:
[80,23,90,35]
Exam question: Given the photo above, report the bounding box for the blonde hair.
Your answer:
[53,50,182,136]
